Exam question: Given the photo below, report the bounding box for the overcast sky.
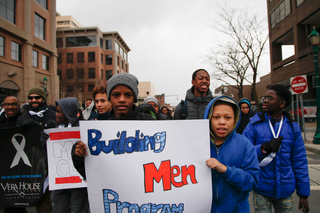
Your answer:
[56,0,270,106]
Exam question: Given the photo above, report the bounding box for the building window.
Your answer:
[88,68,95,78]
[35,14,45,40]
[101,53,103,64]
[57,53,62,64]
[67,69,73,79]
[101,69,103,79]
[115,42,119,54]
[42,54,49,70]
[77,68,84,79]
[57,69,62,80]
[77,52,84,63]
[105,55,112,65]
[11,41,22,62]
[67,85,74,93]
[88,52,95,62]
[0,36,4,57]
[100,38,103,48]
[120,47,124,57]
[296,0,305,6]
[56,37,63,48]
[66,36,96,47]
[117,56,119,66]
[0,0,15,24]
[35,0,47,9]
[121,60,124,69]
[88,84,95,92]
[124,52,127,62]
[32,50,38,67]
[106,70,112,80]
[67,53,73,63]
[105,40,112,50]
[270,0,291,29]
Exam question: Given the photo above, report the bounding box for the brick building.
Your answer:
[56,16,130,105]
[0,0,59,104]
[267,0,320,104]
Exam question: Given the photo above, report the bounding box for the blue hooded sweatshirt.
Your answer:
[203,96,259,213]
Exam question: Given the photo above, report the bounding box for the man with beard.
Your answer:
[16,87,56,213]
[16,87,56,128]
[174,69,213,119]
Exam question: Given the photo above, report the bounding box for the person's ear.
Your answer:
[279,100,286,109]
[191,79,195,86]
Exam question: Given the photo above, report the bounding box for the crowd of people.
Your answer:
[0,70,310,213]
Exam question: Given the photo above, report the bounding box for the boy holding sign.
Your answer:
[204,96,259,213]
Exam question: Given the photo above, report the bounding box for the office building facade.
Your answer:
[0,0,59,104]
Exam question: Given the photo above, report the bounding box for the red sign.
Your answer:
[291,75,308,94]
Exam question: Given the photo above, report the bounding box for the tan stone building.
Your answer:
[0,0,59,104]
[137,81,155,104]
[56,16,130,106]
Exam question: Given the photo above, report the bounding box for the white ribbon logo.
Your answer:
[10,133,32,168]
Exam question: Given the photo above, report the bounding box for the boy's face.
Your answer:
[94,93,111,114]
[240,103,249,115]
[192,70,210,95]
[210,104,235,144]
[262,90,285,113]
[55,105,68,124]
[109,85,135,118]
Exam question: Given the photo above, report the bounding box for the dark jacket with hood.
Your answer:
[72,104,155,179]
[174,86,213,119]
[236,98,256,134]
[204,96,259,213]
[56,97,79,127]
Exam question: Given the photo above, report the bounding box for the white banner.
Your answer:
[45,127,87,191]
[80,120,212,213]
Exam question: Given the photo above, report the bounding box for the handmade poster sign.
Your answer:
[45,127,87,191]
[80,120,212,213]
[0,125,47,208]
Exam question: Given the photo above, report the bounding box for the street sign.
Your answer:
[290,75,308,94]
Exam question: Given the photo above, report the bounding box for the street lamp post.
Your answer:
[42,77,48,100]
[309,26,320,144]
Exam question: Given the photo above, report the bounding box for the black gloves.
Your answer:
[45,120,58,129]
[21,118,37,127]
[261,136,283,155]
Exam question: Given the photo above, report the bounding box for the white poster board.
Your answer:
[80,120,212,213]
[45,127,87,190]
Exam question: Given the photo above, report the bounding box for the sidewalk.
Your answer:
[303,122,320,154]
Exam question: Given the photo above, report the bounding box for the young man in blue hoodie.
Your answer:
[51,97,89,213]
[204,96,259,213]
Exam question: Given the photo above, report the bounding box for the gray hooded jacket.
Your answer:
[174,87,213,119]
[56,97,79,127]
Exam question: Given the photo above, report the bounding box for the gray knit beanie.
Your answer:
[143,96,160,108]
[107,73,139,102]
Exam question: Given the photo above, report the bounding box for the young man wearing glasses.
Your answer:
[0,96,21,128]
[243,84,310,213]
[16,87,56,129]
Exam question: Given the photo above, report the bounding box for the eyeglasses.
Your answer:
[28,96,42,100]
[261,96,281,102]
[2,103,19,107]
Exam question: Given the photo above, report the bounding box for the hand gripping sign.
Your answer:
[80,120,212,213]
